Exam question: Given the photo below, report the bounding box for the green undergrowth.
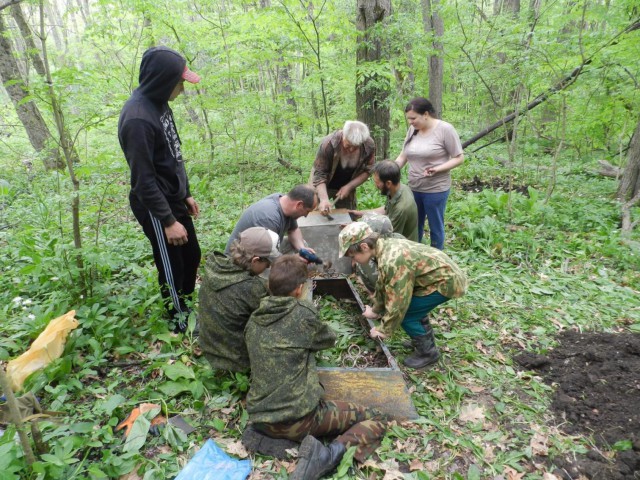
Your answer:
[0,152,639,479]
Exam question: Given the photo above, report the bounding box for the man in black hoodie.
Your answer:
[118,46,202,332]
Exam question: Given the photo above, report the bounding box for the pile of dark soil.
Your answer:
[460,175,531,196]
[515,331,640,479]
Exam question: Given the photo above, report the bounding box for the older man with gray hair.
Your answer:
[311,120,375,214]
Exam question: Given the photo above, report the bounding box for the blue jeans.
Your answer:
[401,292,449,337]
[412,189,450,250]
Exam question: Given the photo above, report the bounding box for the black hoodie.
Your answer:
[118,46,191,227]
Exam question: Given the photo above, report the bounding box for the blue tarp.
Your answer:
[175,439,252,480]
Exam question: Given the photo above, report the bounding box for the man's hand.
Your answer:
[369,327,387,340]
[185,197,200,218]
[335,185,352,200]
[363,305,380,320]
[347,209,364,218]
[318,199,332,215]
[165,221,188,246]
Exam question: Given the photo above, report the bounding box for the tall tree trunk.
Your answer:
[494,0,521,16]
[421,0,444,118]
[10,3,46,76]
[39,0,85,285]
[44,1,62,51]
[0,14,63,169]
[74,0,87,25]
[356,0,391,160]
[618,119,640,233]
[618,119,640,201]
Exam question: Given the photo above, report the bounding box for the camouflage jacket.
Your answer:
[245,296,336,424]
[198,252,268,372]
[372,238,467,335]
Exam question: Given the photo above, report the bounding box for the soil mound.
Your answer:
[515,331,640,479]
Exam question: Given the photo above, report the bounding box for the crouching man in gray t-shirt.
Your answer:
[225,184,318,255]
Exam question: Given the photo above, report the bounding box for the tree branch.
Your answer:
[462,63,587,149]
[462,18,640,149]
[0,0,23,12]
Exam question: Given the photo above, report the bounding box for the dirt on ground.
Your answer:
[515,331,640,479]
[460,175,531,195]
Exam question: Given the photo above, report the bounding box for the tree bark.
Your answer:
[421,0,444,118]
[598,159,622,178]
[617,119,640,203]
[0,0,23,12]
[10,3,45,76]
[39,0,84,281]
[356,0,391,160]
[0,365,36,466]
[0,14,63,169]
[44,1,62,51]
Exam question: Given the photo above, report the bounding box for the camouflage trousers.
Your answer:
[252,399,387,462]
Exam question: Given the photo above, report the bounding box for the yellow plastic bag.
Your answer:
[6,310,78,391]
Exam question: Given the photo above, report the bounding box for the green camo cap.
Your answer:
[338,222,373,257]
[361,212,393,235]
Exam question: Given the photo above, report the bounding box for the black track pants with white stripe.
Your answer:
[141,213,201,318]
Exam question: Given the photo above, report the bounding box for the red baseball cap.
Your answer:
[182,65,201,84]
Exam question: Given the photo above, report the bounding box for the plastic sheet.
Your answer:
[6,311,78,391]
[175,439,252,480]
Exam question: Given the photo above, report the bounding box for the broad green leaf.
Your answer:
[163,422,188,448]
[158,380,192,397]
[39,454,66,467]
[162,362,195,380]
[70,422,95,434]
[211,417,226,432]
[467,464,481,480]
[612,439,632,451]
[123,408,159,454]
[336,446,356,477]
[99,394,127,416]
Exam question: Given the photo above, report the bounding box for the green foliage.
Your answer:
[0,0,639,478]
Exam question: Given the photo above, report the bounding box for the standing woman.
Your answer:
[395,97,464,249]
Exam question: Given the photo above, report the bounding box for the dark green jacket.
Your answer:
[386,183,419,242]
[245,296,336,424]
[198,252,268,372]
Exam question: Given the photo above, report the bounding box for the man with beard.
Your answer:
[350,160,418,242]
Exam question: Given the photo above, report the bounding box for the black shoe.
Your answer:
[241,426,299,459]
[172,318,188,334]
[403,325,440,369]
[291,435,346,480]
[171,310,192,334]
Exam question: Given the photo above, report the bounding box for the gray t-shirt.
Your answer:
[225,194,298,254]
[402,120,463,193]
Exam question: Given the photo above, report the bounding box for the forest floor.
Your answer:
[2,159,640,480]
[515,332,640,479]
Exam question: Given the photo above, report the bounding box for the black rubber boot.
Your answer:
[241,425,299,459]
[401,316,431,349]
[403,324,440,369]
[291,435,346,480]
